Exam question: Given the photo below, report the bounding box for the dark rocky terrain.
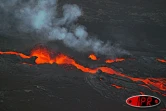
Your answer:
[0,0,166,111]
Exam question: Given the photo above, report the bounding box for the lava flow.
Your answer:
[157,59,166,63]
[0,51,31,59]
[111,84,124,89]
[0,47,166,96]
[105,58,125,64]
[88,54,98,61]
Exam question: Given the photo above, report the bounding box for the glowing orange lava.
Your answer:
[88,54,98,61]
[105,58,125,64]
[0,48,165,96]
[30,47,54,64]
[157,59,166,63]
[0,51,31,59]
[111,84,123,89]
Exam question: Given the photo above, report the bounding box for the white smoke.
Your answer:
[0,0,130,57]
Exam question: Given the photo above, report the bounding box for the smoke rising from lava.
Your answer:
[0,0,130,57]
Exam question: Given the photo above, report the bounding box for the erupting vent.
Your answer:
[0,47,166,96]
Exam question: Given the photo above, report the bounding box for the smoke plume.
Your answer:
[0,0,130,57]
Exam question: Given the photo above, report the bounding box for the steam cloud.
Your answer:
[0,0,130,57]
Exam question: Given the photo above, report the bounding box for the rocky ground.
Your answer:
[0,0,166,111]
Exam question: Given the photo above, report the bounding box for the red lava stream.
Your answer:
[157,59,166,63]
[105,58,125,63]
[0,48,165,96]
[111,84,124,89]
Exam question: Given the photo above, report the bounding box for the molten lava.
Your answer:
[0,47,166,96]
[111,84,124,89]
[30,47,54,64]
[105,58,125,64]
[88,54,98,61]
[157,59,166,63]
[0,51,31,59]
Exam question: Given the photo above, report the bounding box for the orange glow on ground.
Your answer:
[0,51,31,59]
[157,59,166,63]
[111,84,123,89]
[105,58,125,64]
[88,54,98,61]
[0,48,165,96]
